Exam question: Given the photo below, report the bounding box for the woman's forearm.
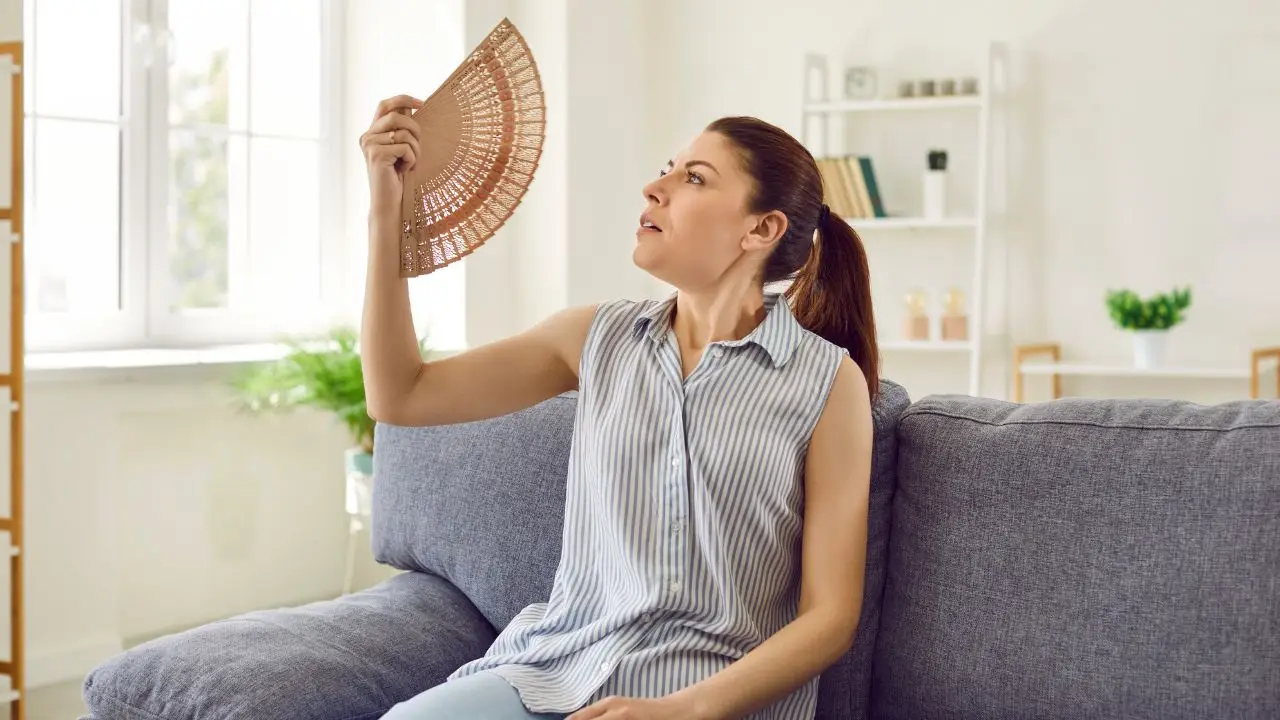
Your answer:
[670,608,857,720]
[360,211,426,420]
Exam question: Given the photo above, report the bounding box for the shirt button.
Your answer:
[668,581,681,594]
[671,455,681,467]
[600,661,610,672]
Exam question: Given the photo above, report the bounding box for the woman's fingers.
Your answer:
[372,94,422,123]
[366,112,420,143]
[368,139,417,172]
[379,111,420,138]
[360,95,424,171]
[360,113,420,155]
[402,131,420,171]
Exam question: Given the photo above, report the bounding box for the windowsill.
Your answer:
[25,343,295,383]
[24,343,464,384]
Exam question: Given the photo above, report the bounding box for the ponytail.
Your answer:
[785,209,879,401]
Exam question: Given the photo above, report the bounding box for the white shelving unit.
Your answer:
[800,42,1007,396]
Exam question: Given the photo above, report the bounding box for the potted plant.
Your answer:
[228,326,431,518]
[1104,286,1192,369]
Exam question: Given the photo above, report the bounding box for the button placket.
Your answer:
[665,395,689,607]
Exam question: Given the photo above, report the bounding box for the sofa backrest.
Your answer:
[371,392,577,631]
[874,394,1280,720]
[370,380,911,720]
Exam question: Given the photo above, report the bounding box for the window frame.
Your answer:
[24,0,347,354]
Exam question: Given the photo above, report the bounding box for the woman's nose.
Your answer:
[641,177,666,205]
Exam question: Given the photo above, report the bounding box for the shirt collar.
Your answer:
[632,291,803,368]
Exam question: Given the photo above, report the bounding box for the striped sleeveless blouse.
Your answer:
[448,292,846,719]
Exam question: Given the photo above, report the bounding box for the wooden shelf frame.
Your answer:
[0,40,24,720]
[1013,342,1280,403]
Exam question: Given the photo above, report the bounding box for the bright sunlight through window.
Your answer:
[23,0,340,352]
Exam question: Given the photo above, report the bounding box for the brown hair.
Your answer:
[706,116,879,401]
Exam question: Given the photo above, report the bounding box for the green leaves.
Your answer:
[228,326,431,454]
[1104,286,1192,331]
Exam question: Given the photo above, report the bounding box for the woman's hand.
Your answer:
[566,695,704,720]
[358,94,423,216]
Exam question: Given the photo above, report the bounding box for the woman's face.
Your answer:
[633,131,784,291]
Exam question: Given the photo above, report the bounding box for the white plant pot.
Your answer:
[1131,330,1169,369]
[923,170,947,219]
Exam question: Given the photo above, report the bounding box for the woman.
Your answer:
[361,94,877,720]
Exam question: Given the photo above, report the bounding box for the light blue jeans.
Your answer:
[382,671,566,720]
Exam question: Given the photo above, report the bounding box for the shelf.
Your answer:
[804,95,984,113]
[1018,363,1250,380]
[1012,342,1280,401]
[847,216,977,230]
[882,340,973,352]
[0,689,18,704]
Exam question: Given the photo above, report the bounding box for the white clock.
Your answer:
[844,66,877,99]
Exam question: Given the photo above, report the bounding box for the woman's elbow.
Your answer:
[829,605,863,656]
[365,388,410,425]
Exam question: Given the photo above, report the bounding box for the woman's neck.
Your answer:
[670,278,767,352]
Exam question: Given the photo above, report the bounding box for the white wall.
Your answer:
[645,0,1280,403]
[14,370,372,686]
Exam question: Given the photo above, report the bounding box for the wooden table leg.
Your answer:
[1012,342,1062,402]
[1250,347,1280,399]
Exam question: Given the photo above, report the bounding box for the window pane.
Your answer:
[30,0,123,121]
[168,0,248,129]
[168,130,239,311]
[28,119,122,314]
[247,137,320,314]
[249,0,322,138]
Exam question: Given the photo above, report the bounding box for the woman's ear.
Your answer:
[742,210,789,253]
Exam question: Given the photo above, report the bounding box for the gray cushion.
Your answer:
[371,392,577,631]
[815,379,910,720]
[872,395,1280,720]
[82,571,495,720]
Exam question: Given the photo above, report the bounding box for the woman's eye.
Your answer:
[687,171,704,185]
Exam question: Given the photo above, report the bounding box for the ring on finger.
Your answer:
[387,130,396,143]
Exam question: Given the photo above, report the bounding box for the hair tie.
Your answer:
[818,204,830,223]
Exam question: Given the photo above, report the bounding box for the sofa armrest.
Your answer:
[83,572,497,720]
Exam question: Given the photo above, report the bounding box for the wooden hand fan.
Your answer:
[399,17,547,278]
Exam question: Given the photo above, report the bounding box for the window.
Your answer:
[23,0,344,352]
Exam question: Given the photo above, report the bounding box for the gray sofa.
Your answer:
[81,381,1280,719]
